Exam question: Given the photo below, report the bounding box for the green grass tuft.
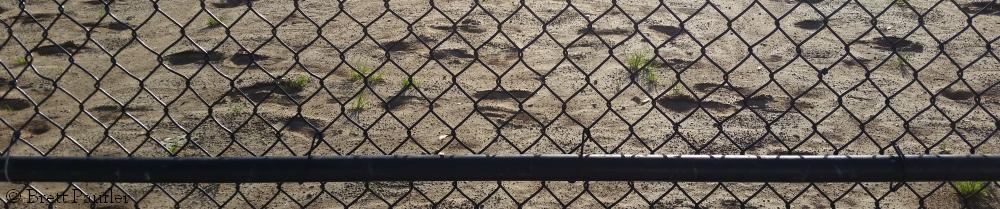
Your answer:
[400,77,419,90]
[288,74,311,90]
[625,53,658,85]
[954,181,987,198]
[162,137,184,155]
[231,102,248,115]
[349,93,368,110]
[206,17,224,28]
[667,85,685,97]
[13,56,26,66]
[642,65,657,84]
[350,65,384,84]
[891,52,913,76]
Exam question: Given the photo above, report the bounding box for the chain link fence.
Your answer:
[1,0,999,208]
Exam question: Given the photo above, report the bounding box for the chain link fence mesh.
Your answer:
[0,0,999,208]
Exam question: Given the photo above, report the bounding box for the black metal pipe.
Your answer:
[2,155,999,183]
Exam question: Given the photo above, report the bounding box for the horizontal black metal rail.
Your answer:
[2,155,999,183]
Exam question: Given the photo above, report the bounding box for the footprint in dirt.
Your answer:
[283,115,326,137]
[940,88,975,101]
[456,19,487,33]
[90,104,154,120]
[82,0,115,5]
[416,34,438,44]
[577,27,632,36]
[648,25,686,36]
[164,50,225,65]
[33,41,88,56]
[473,90,533,100]
[104,22,132,30]
[228,79,305,104]
[663,58,695,69]
[961,2,1000,16]
[656,94,733,112]
[384,95,418,111]
[431,49,475,60]
[20,120,51,135]
[229,52,270,66]
[794,19,824,30]
[90,104,153,112]
[766,55,785,62]
[843,57,873,67]
[211,0,257,8]
[692,83,751,94]
[384,84,441,111]
[773,0,824,4]
[382,40,414,52]
[81,22,132,31]
[768,150,817,155]
[739,95,775,109]
[11,13,55,24]
[0,98,31,111]
[865,36,924,53]
[476,105,531,128]
[430,19,487,33]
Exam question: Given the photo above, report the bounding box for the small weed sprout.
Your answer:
[400,77,419,91]
[667,85,685,97]
[350,65,384,84]
[231,102,247,115]
[625,53,650,72]
[642,65,657,85]
[161,137,184,155]
[13,56,26,66]
[206,16,224,28]
[625,53,658,85]
[891,52,913,76]
[287,74,311,90]
[349,92,368,110]
[892,0,908,6]
[954,181,987,198]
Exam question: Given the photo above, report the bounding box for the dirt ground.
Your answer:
[1,0,1000,208]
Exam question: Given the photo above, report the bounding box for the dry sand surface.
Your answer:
[1,0,1000,208]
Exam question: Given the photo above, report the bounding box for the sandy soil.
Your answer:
[1,0,999,208]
